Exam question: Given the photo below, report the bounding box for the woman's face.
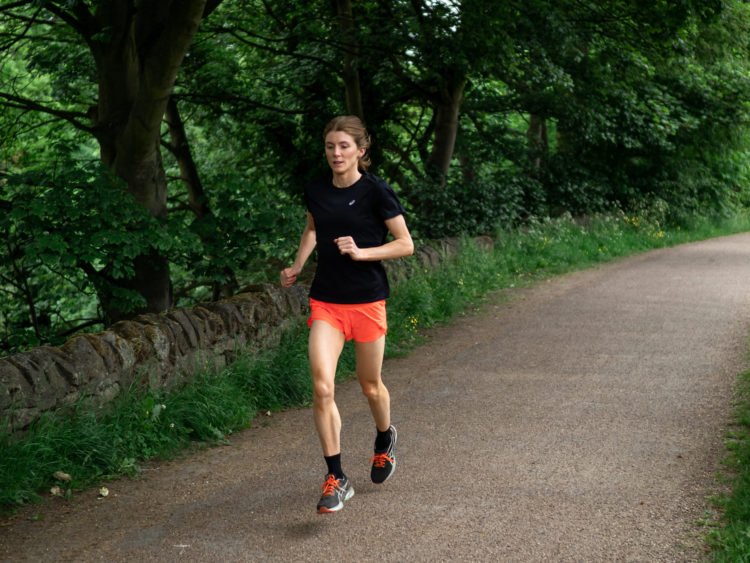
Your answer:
[325,131,365,177]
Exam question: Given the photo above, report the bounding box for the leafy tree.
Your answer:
[1,0,223,323]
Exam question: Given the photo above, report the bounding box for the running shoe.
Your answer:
[370,425,397,484]
[316,474,354,514]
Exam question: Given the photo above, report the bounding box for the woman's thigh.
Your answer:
[355,335,386,387]
[309,320,346,393]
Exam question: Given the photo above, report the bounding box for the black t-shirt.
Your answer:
[304,172,405,304]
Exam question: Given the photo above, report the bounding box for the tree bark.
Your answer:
[335,0,364,119]
[428,71,466,186]
[527,113,548,175]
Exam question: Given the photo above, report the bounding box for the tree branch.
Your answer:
[175,91,311,116]
[382,141,422,178]
[202,0,224,19]
[259,0,291,33]
[386,53,435,99]
[0,4,42,52]
[38,0,94,38]
[0,1,34,14]
[0,92,92,133]
[58,318,104,338]
[210,26,338,71]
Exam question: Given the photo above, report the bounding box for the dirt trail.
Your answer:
[2,233,750,562]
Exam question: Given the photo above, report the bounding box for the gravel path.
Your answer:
[2,233,750,562]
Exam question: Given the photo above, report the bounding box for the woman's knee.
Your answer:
[360,380,385,401]
[312,376,335,403]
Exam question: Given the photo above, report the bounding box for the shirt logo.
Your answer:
[348,199,356,206]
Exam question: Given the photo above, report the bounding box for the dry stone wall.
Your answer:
[0,240,490,434]
[0,283,308,434]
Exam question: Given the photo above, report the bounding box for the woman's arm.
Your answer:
[334,214,414,262]
[280,212,317,287]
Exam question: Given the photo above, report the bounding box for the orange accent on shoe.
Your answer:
[370,452,394,468]
[320,474,340,496]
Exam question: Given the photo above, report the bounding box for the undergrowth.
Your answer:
[1,208,749,517]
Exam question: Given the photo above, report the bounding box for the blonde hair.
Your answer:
[323,115,372,171]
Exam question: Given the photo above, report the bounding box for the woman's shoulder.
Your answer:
[361,172,404,214]
[360,171,393,191]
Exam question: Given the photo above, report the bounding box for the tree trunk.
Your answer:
[335,0,364,119]
[428,71,466,186]
[527,113,548,175]
[86,0,208,322]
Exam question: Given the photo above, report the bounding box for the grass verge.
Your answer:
[707,357,750,561]
[1,208,749,518]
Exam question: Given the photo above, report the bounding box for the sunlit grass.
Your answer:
[1,208,749,515]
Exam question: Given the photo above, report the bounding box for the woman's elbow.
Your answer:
[403,237,415,257]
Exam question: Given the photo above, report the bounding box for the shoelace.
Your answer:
[370,452,394,468]
[321,474,340,496]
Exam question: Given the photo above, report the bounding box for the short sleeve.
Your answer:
[375,177,405,221]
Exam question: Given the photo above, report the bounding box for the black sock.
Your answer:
[324,454,344,479]
[374,427,391,453]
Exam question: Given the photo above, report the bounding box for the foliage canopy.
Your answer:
[1,0,749,354]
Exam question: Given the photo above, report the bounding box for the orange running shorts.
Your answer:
[308,298,388,343]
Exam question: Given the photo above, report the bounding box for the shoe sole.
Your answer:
[317,488,354,514]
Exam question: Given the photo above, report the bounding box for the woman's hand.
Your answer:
[280,265,301,287]
[333,216,413,263]
[334,236,365,261]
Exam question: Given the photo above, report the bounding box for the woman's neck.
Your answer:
[332,169,362,188]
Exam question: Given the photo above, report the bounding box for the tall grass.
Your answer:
[1,208,749,516]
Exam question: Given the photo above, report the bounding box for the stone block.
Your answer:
[143,323,171,364]
[199,301,244,335]
[79,331,134,376]
[191,306,224,345]
[230,292,266,327]
[166,308,201,349]
[5,352,61,411]
[415,245,442,268]
[111,321,157,364]
[156,315,189,359]
[0,359,31,415]
[61,334,107,389]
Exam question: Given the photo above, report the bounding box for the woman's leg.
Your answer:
[309,320,346,456]
[355,335,390,431]
[356,335,397,484]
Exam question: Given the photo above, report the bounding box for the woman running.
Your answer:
[280,115,414,514]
